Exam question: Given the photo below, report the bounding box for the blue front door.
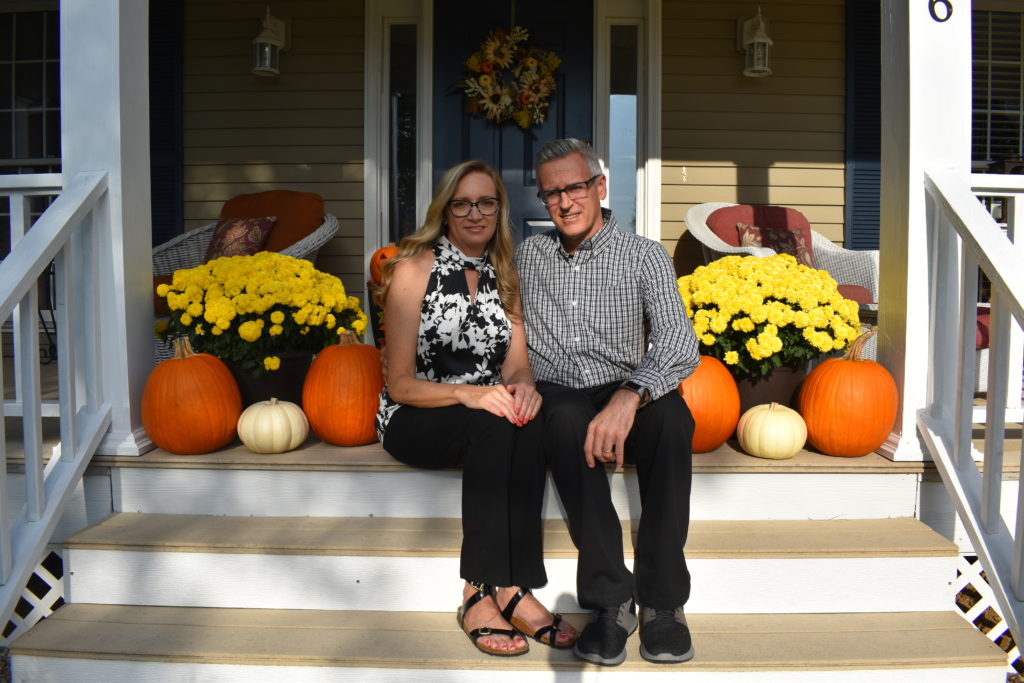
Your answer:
[433,0,593,240]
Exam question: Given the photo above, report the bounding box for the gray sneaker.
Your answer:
[639,605,694,663]
[572,598,638,666]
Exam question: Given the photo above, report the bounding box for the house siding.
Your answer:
[181,0,364,290]
[661,0,846,275]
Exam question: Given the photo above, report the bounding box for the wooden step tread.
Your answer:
[66,514,957,559]
[11,604,1005,671]
[86,439,935,474]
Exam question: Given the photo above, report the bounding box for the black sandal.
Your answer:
[457,582,529,657]
[499,587,578,649]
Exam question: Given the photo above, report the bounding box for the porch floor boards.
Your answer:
[3,354,1021,474]
[10,604,1005,673]
[64,513,956,560]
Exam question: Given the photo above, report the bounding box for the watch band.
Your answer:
[620,380,651,408]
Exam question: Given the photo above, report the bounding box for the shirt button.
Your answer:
[574,266,579,272]
[571,301,577,306]
[574,337,580,342]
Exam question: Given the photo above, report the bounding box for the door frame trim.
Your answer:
[364,0,662,293]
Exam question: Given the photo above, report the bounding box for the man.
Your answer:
[515,138,700,666]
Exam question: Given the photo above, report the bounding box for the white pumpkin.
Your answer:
[736,402,806,460]
[236,397,309,454]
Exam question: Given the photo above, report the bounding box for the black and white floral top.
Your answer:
[375,236,512,440]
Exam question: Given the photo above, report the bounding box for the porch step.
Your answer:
[10,604,1007,682]
[102,443,925,520]
[62,514,958,614]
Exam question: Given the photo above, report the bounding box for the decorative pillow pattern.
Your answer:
[736,222,814,268]
[203,216,277,261]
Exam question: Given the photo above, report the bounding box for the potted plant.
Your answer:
[676,254,862,413]
[155,251,369,406]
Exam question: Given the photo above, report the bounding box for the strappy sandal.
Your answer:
[499,587,578,649]
[457,582,529,657]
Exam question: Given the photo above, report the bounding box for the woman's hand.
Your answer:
[506,382,542,426]
[455,384,519,424]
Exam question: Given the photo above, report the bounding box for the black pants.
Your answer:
[382,404,548,588]
[537,381,694,610]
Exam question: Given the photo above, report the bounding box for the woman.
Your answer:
[374,160,577,657]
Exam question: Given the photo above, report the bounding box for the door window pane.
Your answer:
[609,25,638,233]
[389,24,418,243]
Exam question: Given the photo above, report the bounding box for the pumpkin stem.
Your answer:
[172,336,197,360]
[338,330,359,346]
[843,326,878,362]
[269,397,279,405]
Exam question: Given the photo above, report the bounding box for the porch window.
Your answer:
[608,24,638,233]
[0,8,60,259]
[972,10,1024,171]
[0,9,60,175]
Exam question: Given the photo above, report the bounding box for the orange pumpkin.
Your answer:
[797,327,898,457]
[141,337,242,454]
[369,243,399,285]
[303,331,384,446]
[678,356,741,452]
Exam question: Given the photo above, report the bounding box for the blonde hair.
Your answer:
[372,160,518,318]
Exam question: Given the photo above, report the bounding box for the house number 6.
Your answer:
[929,0,952,22]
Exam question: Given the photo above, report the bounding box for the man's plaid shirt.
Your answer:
[515,209,700,400]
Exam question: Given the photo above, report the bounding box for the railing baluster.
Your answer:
[0,353,9,585]
[16,284,44,522]
[55,239,78,462]
[9,194,30,418]
[955,248,979,468]
[80,214,100,412]
[982,290,1009,533]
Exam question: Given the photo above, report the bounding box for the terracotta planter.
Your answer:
[223,351,314,408]
[735,365,809,416]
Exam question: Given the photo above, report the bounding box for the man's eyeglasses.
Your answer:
[448,198,500,217]
[536,175,601,206]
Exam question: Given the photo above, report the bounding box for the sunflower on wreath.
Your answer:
[461,26,561,130]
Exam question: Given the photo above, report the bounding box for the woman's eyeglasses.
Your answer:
[448,198,500,217]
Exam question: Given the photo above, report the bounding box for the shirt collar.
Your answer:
[549,208,618,259]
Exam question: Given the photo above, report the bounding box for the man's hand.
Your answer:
[583,389,640,468]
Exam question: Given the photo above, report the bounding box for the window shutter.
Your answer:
[845,0,881,251]
[149,0,184,248]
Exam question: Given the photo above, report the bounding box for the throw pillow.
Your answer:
[202,216,277,261]
[736,222,814,268]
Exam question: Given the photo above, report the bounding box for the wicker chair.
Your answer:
[685,202,879,306]
[153,212,340,361]
[152,212,339,278]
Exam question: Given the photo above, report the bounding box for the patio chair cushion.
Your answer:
[220,190,324,253]
[707,205,816,267]
[836,284,874,305]
[977,306,990,350]
[202,216,277,261]
[154,274,173,316]
[737,222,814,267]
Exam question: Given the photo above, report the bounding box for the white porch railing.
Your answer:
[919,167,1024,648]
[0,171,112,644]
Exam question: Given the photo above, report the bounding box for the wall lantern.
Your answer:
[252,7,289,77]
[737,7,773,78]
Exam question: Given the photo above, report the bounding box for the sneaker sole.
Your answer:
[572,618,637,667]
[639,643,695,664]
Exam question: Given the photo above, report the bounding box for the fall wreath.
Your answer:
[461,26,561,130]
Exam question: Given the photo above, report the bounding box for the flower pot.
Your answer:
[223,351,314,408]
[735,365,809,416]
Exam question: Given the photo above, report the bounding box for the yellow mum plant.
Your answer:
[677,254,861,380]
[156,252,368,376]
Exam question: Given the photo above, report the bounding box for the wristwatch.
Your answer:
[620,380,651,408]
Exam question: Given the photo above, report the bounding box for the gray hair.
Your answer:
[535,138,603,176]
